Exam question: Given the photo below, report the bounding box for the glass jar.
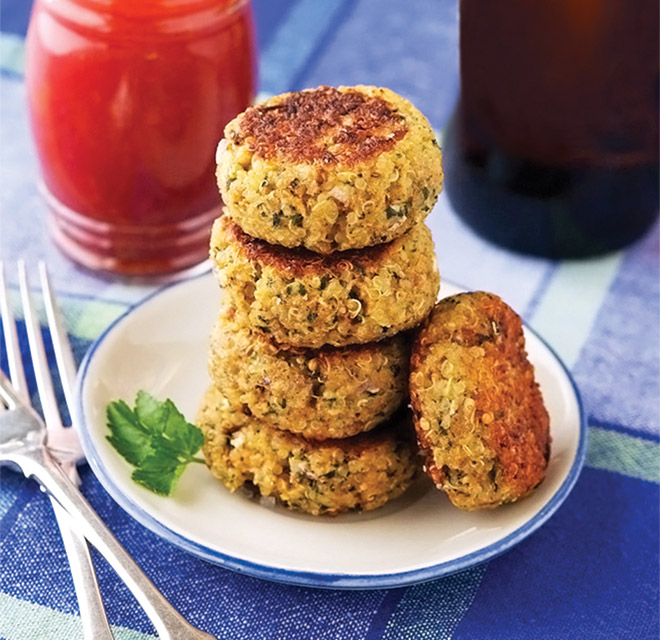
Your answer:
[26,0,257,275]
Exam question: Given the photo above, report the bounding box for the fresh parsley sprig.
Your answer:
[106,390,205,496]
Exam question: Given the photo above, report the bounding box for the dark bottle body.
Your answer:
[443,0,659,259]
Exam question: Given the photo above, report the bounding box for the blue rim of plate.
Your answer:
[75,272,588,590]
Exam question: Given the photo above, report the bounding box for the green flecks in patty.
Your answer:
[211,214,439,349]
[307,311,318,322]
[435,422,448,436]
[291,213,304,227]
[272,211,283,227]
[386,204,407,219]
[256,316,270,332]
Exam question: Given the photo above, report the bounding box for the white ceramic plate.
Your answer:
[76,272,586,589]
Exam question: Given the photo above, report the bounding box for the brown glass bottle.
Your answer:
[443,0,659,258]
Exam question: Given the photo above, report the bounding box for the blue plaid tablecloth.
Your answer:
[1,1,658,638]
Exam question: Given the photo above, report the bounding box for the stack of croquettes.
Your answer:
[196,85,444,515]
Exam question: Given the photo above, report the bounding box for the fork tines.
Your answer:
[0,261,76,429]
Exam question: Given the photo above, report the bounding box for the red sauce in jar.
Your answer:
[26,0,257,275]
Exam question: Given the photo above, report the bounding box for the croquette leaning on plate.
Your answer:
[409,292,551,510]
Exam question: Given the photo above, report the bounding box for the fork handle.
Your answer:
[50,498,115,640]
[16,447,217,640]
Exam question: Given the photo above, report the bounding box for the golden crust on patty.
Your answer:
[217,85,443,253]
[208,307,409,439]
[210,215,440,348]
[197,385,419,516]
[409,292,550,510]
[231,85,409,165]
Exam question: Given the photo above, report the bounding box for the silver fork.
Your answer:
[0,261,114,640]
[0,261,217,640]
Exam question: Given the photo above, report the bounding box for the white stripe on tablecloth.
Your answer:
[0,593,156,640]
[587,426,659,484]
[527,252,624,369]
[381,566,486,640]
[0,32,25,75]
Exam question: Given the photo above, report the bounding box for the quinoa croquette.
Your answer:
[217,85,443,254]
[197,385,419,516]
[209,308,409,439]
[409,292,550,510]
[210,215,440,348]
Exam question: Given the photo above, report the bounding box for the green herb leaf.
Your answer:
[131,452,186,497]
[106,391,205,496]
[106,400,152,466]
[135,390,168,434]
[160,399,205,458]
